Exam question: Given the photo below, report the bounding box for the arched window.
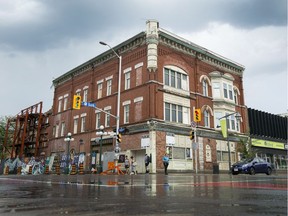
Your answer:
[203,80,208,96]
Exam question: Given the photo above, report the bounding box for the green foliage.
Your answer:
[238,138,255,159]
[0,116,13,159]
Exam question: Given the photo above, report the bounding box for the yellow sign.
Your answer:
[220,119,227,138]
[251,139,285,150]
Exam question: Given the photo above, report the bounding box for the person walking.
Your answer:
[144,154,150,173]
[162,153,169,175]
[124,155,130,174]
[130,156,137,175]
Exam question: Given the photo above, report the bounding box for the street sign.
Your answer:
[191,121,197,128]
[192,142,198,150]
[81,102,96,108]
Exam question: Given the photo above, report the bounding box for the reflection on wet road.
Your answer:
[0,173,287,215]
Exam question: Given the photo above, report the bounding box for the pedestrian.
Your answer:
[144,154,150,173]
[130,156,137,175]
[124,155,130,174]
[162,153,169,175]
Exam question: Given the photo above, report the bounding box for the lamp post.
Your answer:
[218,112,242,173]
[64,132,74,174]
[96,125,105,174]
[99,41,122,153]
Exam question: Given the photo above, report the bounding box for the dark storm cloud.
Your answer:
[0,0,286,52]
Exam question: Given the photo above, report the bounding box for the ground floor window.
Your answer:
[166,146,191,160]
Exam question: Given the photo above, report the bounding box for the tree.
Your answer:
[0,116,13,160]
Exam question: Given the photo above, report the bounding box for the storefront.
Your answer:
[251,138,287,170]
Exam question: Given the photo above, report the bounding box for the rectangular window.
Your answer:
[105,110,111,127]
[228,85,233,100]
[203,80,208,96]
[98,83,103,99]
[63,97,68,111]
[171,71,175,87]
[58,99,62,113]
[55,124,59,138]
[96,113,101,129]
[223,83,228,99]
[60,122,65,137]
[107,79,112,96]
[164,68,188,91]
[177,73,181,89]
[165,102,187,123]
[73,118,78,134]
[81,116,86,132]
[164,68,169,85]
[124,105,130,124]
[212,82,221,98]
[83,89,88,102]
[125,72,131,90]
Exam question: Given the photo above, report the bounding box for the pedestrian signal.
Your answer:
[194,109,201,122]
[73,95,81,109]
[190,131,195,140]
[116,134,122,143]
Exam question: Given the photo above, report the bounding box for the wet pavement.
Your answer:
[0,173,287,216]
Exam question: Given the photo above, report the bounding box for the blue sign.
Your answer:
[81,102,96,108]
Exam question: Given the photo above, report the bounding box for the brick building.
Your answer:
[48,20,248,173]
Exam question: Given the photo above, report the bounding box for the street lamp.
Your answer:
[218,112,242,173]
[99,41,122,153]
[96,125,105,174]
[64,132,74,174]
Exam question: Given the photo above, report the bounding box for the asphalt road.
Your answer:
[0,173,287,216]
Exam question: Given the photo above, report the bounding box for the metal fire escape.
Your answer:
[3,102,48,158]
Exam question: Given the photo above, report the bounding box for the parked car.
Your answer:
[231,157,273,175]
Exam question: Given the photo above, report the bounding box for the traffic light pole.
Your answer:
[194,127,198,174]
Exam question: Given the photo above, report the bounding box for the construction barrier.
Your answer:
[70,164,77,175]
[101,163,125,175]
[44,165,49,174]
[17,167,22,175]
[55,164,60,175]
[4,166,9,175]
[28,165,32,174]
[78,163,84,175]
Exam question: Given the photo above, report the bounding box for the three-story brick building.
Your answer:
[48,20,248,173]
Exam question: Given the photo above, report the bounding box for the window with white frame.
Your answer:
[204,110,210,127]
[234,90,238,104]
[58,97,63,113]
[55,124,59,138]
[125,71,131,90]
[165,102,188,123]
[212,82,221,98]
[95,112,101,129]
[81,116,86,132]
[164,67,188,91]
[107,79,112,96]
[223,82,233,100]
[60,122,65,137]
[105,110,111,127]
[97,83,103,99]
[215,111,240,132]
[124,104,130,124]
[63,96,68,111]
[83,88,88,102]
[73,118,78,134]
[203,80,208,96]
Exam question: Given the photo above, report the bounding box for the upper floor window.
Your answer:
[203,80,208,97]
[95,112,101,129]
[135,63,143,86]
[223,83,233,100]
[234,90,238,105]
[164,68,188,91]
[105,110,111,127]
[58,97,63,113]
[73,118,78,134]
[212,82,221,98]
[204,110,210,128]
[60,122,65,137]
[83,88,88,102]
[165,102,188,123]
[124,104,130,124]
[63,95,68,111]
[125,72,131,90]
[81,116,86,132]
[55,124,59,138]
[107,79,112,96]
[97,83,103,99]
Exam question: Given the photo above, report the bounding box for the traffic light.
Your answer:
[72,95,81,109]
[194,109,201,122]
[116,133,122,143]
[190,131,195,140]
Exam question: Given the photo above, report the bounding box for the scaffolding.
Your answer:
[3,102,49,158]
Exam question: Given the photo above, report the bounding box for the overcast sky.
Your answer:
[0,0,287,117]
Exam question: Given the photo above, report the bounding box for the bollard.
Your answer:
[78,163,84,175]
[44,165,49,174]
[17,167,22,175]
[4,166,9,175]
[28,166,32,174]
[70,164,76,175]
[55,164,60,175]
